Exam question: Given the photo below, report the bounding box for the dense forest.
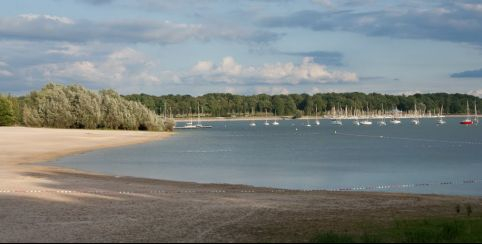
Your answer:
[124,93,482,118]
[0,84,173,131]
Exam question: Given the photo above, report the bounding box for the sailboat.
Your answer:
[331,105,343,126]
[390,107,402,125]
[360,104,372,126]
[436,105,446,125]
[195,103,212,128]
[249,108,256,127]
[272,111,280,126]
[264,109,270,126]
[305,113,312,127]
[411,103,420,125]
[460,101,474,125]
[352,107,360,126]
[315,105,320,126]
[378,104,387,126]
[184,108,197,129]
[474,101,479,125]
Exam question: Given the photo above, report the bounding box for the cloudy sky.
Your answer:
[0,0,481,96]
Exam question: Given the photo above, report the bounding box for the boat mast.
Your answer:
[197,102,201,126]
[475,100,479,124]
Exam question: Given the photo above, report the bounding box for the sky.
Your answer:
[0,0,481,96]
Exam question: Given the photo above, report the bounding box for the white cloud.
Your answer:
[469,89,482,98]
[254,86,290,95]
[46,44,86,56]
[0,61,13,77]
[460,3,482,14]
[26,48,170,87]
[0,14,280,45]
[395,90,423,96]
[312,0,334,9]
[19,14,75,25]
[187,56,358,85]
[192,60,214,73]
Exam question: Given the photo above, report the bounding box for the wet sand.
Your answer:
[0,127,480,242]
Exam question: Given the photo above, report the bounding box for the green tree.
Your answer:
[0,96,15,126]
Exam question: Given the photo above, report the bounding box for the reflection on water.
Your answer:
[52,118,482,196]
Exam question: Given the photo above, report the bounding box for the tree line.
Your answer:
[124,92,481,117]
[0,83,173,131]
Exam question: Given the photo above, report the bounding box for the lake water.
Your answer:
[51,118,482,196]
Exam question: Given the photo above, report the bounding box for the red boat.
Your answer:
[460,101,474,125]
[460,119,474,125]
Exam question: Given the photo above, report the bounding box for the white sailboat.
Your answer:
[352,107,360,126]
[332,119,343,126]
[315,105,320,126]
[360,104,372,126]
[195,103,212,128]
[474,101,479,125]
[390,107,402,125]
[331,105,343,126]
[305,113,312,127]
[436,105,446,125]
[272,111,280,126]
[411,103,420,125]
[249,108,256,127]
[360,120,373,126]
[184,108,196,129]
[378,104,387,126]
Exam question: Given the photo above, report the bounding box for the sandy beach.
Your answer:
[0,127,480,242]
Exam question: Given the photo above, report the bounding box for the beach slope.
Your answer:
[0,127,480,242]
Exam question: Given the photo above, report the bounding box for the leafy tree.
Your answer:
[22,83,168,131]
[0,95,15,126]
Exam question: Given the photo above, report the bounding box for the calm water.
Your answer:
[52,118,482,196]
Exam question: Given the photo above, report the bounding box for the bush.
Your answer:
[0,96,15,126]
[292,110,303,119]
[23,83,166,131]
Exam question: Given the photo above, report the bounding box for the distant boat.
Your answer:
[474,101,479,125]
[436,105,446,125]
[378,104,387,126]
[315,105,320,126]
[249,108,256,127]
[360,120,372,126]
[272,111,280,126]
[195,103,212,128]
[264,109,270,126]
[184,108,197,129]
[390,119,402,125]
[360,104,372,126]
[411,104,420,125]
[332,119,343,126]
[353,119,360,126]
[391,107,402,125]
[305,117,312,127]
[460,101,474,125]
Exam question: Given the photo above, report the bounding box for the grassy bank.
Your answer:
[312,217,482,243]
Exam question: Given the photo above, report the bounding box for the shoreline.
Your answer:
[173,114,481,123]
[0,126,480,242]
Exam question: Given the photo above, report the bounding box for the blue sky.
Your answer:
[0,0,481,96]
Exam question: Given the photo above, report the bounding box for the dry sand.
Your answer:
[0,127,480,243]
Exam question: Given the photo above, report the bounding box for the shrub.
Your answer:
[23,83,165,131]
[0,95,15,126]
